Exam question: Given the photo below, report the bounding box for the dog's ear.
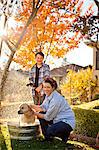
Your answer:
[29,105,35,112]
[28,105,34,111]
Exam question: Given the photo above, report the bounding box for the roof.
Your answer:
[51,64,86,77]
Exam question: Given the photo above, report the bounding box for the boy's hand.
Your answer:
[35,84,42,93]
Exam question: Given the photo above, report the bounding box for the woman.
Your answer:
[31,77,75,142]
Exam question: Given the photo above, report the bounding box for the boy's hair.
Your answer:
[35,52,44,58]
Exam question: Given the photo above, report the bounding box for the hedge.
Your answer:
[72,100,99,138]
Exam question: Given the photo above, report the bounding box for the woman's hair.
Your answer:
[35,52,44,58]
[44,77,58,89]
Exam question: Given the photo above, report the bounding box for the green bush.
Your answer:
[73,100,99,138]
[94,94,99,100]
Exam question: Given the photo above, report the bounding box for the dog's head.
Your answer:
[18,104,32,115]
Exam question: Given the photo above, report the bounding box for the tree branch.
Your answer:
[0,40,3,56]
[0,0,3,4]
[32,0,35,13]
[44,17,60,62]
[4,40,14,52]
[94,0,99,15]
[36,0,44,9]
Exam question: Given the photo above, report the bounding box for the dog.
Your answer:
[18,103,36,126]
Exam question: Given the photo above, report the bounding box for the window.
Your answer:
[96,51,99,70]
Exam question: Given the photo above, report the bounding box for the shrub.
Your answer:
[94,94,99,100]
[73,100,99,138]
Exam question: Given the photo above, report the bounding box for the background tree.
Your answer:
[72,0,99,50]
[71,0,99,96]
[60,67,97,104]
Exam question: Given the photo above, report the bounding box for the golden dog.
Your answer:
[18,104,36,125]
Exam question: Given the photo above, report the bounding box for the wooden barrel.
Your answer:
[7,120,40,140]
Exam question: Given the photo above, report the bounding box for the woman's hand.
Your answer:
[34,112,44,119]
[30,104,36,110]
[30,104,44,112]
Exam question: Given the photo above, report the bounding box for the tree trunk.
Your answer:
[0,40,3,56]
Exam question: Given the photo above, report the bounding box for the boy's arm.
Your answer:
[27,67,35,86]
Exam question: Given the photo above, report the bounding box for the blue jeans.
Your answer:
[39,118,72,142]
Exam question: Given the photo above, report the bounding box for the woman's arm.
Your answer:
[30,104,44,112]
[34,112,44,119]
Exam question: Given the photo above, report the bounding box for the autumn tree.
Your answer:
[60,67,97,104]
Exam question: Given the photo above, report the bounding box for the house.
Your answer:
[92,46,99,98]
[83,41,99,99]
[93,47,99,86]
[51,64,85,86]
[85,41,99,86]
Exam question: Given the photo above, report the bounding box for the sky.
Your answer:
[66,42,93,67]
[46,42,93,70]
